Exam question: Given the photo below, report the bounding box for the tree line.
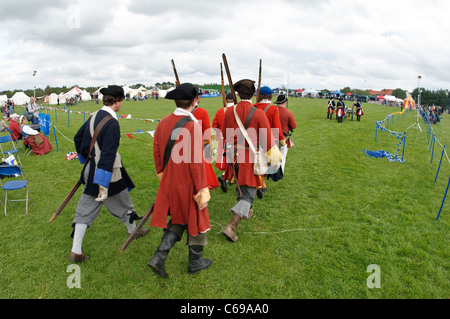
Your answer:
[2,84,449,109]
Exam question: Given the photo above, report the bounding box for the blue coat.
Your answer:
[74,109,135,197]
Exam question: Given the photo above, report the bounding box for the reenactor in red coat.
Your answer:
[148,83,212,277]
[221,79,282,242]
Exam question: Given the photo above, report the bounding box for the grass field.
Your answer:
[0,95,448,300]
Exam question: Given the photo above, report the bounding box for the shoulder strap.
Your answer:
[263,104,271,113]
[163,116,193,171]
[80,113,114,176]
[244,106,256,129]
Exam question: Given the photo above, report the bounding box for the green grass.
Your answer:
[0,96,448,299]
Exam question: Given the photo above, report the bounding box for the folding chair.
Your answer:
[5,128,24,150]
[0,164,32,216]
[0,135,23,165]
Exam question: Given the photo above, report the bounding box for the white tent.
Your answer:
[123,85,142,99]
[0,95,7,105]
[384,95,397,102]
[64,86,83,100]
[302,89,319,98]
[48,93,59,105]
[11,92,30,105]
[81,89,92,101]
[94,86,106,100]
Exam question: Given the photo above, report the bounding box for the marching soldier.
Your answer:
[327,96,335,119]
[354,99,364,121]
[254,86,286,198]
[192,87,220,190]
[148,83,212,277]
[70,85,149,263]
[221,79,282,242]
[212,92,235,192]
[336,98,345,123]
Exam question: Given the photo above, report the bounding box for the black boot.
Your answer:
[218,175,227,193]
[148,230,180,278]
[188,246,212,275]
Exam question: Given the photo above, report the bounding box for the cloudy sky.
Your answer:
[1,0,449,93]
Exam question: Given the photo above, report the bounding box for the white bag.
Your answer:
[3,154,18,166]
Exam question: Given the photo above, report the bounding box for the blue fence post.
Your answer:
[375,123,378,142]
[52,123,59,151]
[431,134,436,164]
[435,145,446,183]
[401,133,406,162]
[68,111,70,127]
[437,176,450,221]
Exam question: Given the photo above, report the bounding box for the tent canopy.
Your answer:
[11,92,30,105]
[404,95,416,109]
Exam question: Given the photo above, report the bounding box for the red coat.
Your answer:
[8,120,22,140]
[23,133,53,155]
[151,113,210,237]
[193,107,219,189]
[211,107,229,170]
[192,107,212,141]
[254,102,285,142]
[277,106,297,148]
[222,101,276,188]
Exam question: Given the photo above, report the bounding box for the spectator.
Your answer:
[0,115,8,132]
[19,115,53,156]
[8,113,22,140]
[26,97,41,124]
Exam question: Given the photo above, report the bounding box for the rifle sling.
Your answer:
[163,116,193,171]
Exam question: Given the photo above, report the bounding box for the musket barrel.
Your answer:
[256,59,262,103]
[220,63,226,108]
[222,53,237,104]
[171,59,180,86]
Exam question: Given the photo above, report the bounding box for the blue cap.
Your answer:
[259,86,273,95]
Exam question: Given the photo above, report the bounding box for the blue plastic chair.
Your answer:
[0,165,32,216]
[0,135,22,166]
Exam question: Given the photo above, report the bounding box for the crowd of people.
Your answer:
[0,97,53,157]
[67,82,297,278]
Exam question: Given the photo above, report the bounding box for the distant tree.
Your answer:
[392,88,407,99]
[341,87,352,94]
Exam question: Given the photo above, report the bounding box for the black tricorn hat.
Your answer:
[100,85,125,99]
[234,79,255,95]
[165,83,198,100]
[274,94,287,104]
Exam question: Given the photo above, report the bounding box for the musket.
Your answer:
[49,181,82,222]
[120,203,155,252]
[220,63,226,108]
[221,54,243,197]
[222,53,237,105]
[256,59,262,103]
[171,59,180,86]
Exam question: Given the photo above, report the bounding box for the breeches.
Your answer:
[73,189,134,228]
[231,185,256,219]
